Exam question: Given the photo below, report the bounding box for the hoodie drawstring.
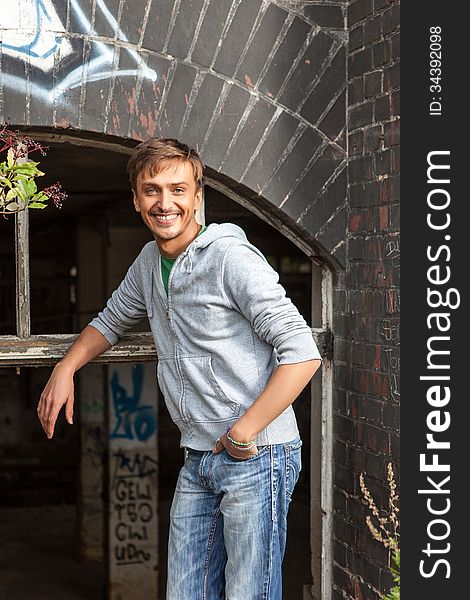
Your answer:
[184,244,196,273]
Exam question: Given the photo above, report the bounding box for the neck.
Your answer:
[157,221,201,259]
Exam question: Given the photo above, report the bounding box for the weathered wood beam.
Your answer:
[0,333,156,366]
[15,149,30,338]
[0,330,327,367]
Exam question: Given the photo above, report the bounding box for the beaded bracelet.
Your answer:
[227,439,255,451]
[226,426,256,450]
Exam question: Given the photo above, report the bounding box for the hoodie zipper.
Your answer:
[165,248,192,422]
[166,248,190,319]
[155,237,201,423]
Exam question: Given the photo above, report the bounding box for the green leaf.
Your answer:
[389,584,400,600]
[13,165,44,177]
[393,550,400,569]
[32,192,48,202]
[7,148,14,168]
[23,178,37,195]
[12,173,30,182]
[13,160,39,168]
[5,201,20,211]
[5,189,18,201]
[15,182,27,202]
[28,201,47,209]
[0,176,12,188]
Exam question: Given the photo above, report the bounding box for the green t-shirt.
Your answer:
[161,225,207,294]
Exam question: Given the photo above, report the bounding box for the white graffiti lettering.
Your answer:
[1,0,157,102]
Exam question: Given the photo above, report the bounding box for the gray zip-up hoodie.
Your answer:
[89,223,322,450]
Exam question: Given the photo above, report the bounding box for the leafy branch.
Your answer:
[0,125,67,216]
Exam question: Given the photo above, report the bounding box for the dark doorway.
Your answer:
[1,139,314,598]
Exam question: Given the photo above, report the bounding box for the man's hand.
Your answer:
[36,326,112,439]
[37,363,75,439]
[212,431,258,460]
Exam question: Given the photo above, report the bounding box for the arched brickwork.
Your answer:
[0,0,347,266]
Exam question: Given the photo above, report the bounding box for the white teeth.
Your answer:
[153,214,178,221]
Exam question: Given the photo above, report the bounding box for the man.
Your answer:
[37,138,322,599]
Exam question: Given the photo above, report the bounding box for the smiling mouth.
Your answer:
[151,213,180,225]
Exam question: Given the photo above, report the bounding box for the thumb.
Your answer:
[65,393,74,425]
[212,437,224,454]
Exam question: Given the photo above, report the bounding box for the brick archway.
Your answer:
[1,0,347,268]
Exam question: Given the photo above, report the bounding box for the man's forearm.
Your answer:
[57,325,112,374]
[229,359,322,443]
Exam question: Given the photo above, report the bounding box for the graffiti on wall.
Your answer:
[0,0,157,101]
[111,448,158,566]
[1,0,72,69]
[110,364,157,442]
[384,236,400,402]
[108,363,159,585]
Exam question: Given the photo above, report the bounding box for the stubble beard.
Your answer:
[150,213,197,242]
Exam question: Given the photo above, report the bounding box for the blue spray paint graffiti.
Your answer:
[110,365,157,442]
[1,0,62,59]
[1,0,73,71]
[1,0,157,101]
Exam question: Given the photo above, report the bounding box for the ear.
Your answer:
[133,191,141,212]
[194,187,203,211]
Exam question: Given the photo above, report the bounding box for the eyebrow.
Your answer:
[141,181,189,187]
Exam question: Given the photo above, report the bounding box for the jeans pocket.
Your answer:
[224,444,270,463]
[284,438,302,501]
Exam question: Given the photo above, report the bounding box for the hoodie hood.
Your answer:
[194,222,248,248]
[182,222,248,273]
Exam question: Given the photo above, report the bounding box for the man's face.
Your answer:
[133,160,202,242]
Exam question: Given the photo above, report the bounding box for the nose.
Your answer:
[157,189,174,211]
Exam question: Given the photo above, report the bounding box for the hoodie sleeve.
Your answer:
[88,258,148,346]
[222,242,322,364]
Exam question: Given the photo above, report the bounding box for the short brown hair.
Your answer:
[127,138,204,191]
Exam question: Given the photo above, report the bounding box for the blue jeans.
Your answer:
[166,436,302,600]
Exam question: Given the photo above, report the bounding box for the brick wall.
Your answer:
[331,1,400,598]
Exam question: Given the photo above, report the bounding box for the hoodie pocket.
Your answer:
[180,355,240,423]
[156,358,183,422]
